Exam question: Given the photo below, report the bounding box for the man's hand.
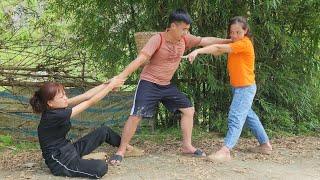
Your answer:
[105,76,125,91]
[184,50,199,64]
[109,76,125,88]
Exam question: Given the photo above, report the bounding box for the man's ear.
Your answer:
[170,22,176,29]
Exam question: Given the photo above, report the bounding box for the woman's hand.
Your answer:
[108,76,125,89]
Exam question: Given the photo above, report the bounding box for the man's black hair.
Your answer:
[168,9,192,27]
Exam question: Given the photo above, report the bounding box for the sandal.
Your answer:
[183,149,206,157]
[108,154,123,165]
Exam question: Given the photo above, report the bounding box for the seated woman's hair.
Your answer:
[29,82,65,113]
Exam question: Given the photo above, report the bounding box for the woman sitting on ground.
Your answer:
[29,77,138,178]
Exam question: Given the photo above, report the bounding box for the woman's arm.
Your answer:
[187,44,232,64]
[198,37,232,47]
[67,83,109,107]
[69,53,150,107]
[70,77,125,118]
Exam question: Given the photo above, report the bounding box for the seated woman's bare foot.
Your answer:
[83,152,107,160]
[126,144,134,151]
[125,145,145,157]
[207,146,231,162]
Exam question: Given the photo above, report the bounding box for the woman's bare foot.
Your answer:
[250,142,272,155]
[207,146,231,162]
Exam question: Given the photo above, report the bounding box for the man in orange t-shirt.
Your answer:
[109,9,231,165]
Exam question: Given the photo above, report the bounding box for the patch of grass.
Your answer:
[0,134,13,146]
[14,140,39,151]
[0,135,39,152]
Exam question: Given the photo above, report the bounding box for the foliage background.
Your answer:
[0,0,319,135]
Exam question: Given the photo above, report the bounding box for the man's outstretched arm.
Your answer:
[198,37,232,47]
[117,54,150,80]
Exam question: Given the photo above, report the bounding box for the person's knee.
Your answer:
[181,107,195,117]
[128,115,142,124]
[94,126,116,144]
[227,114,244,130]
[99,126,112,133]
[94,126,111,139]
[228,105,250,124]
[95,161,108,178]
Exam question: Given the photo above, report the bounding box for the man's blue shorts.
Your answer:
[130,80,193,118]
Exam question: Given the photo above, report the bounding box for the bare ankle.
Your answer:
[116,147,127,156]
[261,142,272,149]
[220,146,231,153]
[182,145,196,153]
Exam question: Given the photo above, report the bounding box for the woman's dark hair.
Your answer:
[168,8,192,27]
[227,16,252,39]
[29,82,65,113]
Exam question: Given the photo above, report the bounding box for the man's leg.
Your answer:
[161,83,204,156]
[179,107,198,154]
[110,80,161,164]
[110,115,142,164]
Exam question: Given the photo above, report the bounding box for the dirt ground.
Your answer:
[0,136,319,180]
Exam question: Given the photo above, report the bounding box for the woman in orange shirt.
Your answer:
[186,16,272,161]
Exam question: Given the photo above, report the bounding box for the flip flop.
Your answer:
[108,154,123,166]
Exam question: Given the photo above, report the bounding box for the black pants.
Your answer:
[47,126,121,179]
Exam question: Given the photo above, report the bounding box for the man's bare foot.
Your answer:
[181,145,197,154]
[207,146,231,162]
